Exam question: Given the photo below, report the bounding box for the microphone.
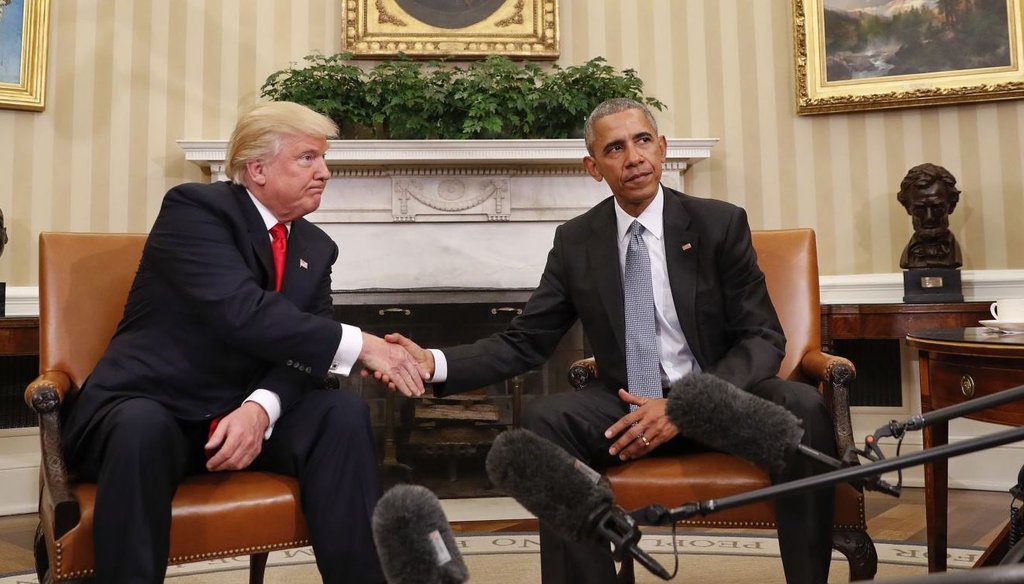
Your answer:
[371,484,469,584]
[665,372,898,495]
[485,428,672,580]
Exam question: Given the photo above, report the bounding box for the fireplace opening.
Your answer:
[334,291,584,498]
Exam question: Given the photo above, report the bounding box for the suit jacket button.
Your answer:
[305,366,312,373]
[286,359,294,366]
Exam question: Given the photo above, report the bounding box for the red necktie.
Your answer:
[270,223,287,292]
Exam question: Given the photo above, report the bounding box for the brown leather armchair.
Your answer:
[25,233,310,583]
[568,228,877,582]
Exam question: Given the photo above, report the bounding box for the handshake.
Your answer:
[358,332,434,397]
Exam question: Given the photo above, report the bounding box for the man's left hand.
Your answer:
[205,401,270,472]
[604,389,679,461]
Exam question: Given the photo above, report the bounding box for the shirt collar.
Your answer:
[247,190,290,234]
[614,185,665,243]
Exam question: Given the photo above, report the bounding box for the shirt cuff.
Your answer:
[244,389,281,440]
[428,349,448,383]
[330,323,363,376]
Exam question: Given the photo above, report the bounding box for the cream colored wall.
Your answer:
[1,0,1021,287]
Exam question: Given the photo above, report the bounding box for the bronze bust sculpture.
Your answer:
[0,206,7,260]
[897,163,962,269]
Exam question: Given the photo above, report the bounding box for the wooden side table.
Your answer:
[0,317,39,356]
[907,328,1024,572]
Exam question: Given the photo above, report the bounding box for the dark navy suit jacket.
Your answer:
[436,186,786,396]
[62,181,345,459]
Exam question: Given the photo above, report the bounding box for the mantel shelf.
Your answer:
[178,138,718,169]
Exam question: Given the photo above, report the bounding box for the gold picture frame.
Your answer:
[793,0,1024,115]
[0,0,50,111]
[344,0,559,60]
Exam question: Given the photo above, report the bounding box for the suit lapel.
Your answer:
[281,221,312,297]
[662,188,703,356]
[235,186,276,289]
[589,201,627,356]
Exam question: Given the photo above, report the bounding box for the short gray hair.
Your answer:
[584,98,659,155]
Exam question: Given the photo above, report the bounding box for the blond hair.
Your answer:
[226,101,338,185]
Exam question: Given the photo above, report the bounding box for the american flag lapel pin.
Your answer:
[299,259,309,270]
[681,243,692,251]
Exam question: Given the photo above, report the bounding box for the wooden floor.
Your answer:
[0,487,1013,576]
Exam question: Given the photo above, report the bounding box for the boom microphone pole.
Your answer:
[869,383,1024,442]
[636,424,1024,525]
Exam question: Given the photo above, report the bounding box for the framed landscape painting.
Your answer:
[344,0,559,59]
[0,0,49,111]
[793,0,1024,114]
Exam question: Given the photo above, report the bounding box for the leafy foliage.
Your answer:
[261,54,664,139]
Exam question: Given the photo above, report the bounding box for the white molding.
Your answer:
[4,285,40,317]
[0,430,40,515]
[820,269,1024,304]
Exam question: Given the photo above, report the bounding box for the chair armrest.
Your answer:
[567,357,598,390]
[25,371,81,540]
[800,351,859,465]
[25,371,75,413]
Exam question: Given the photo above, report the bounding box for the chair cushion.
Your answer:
[606,453,865,530]
[43,471,309,581]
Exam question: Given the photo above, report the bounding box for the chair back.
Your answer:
[38,232,147,389]
[750,229,821,382]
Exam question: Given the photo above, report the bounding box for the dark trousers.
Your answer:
[67,390,386,584]
[522,377,837,584]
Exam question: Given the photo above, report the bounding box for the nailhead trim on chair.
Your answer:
[52,538,312,581]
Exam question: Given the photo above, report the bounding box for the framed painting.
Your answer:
[0,0,49,111]
[344,0,559,60]
[793,0,1024,115]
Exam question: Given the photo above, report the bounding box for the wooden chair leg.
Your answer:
[33,522,50,584]
[249,552,270,584]
[617,556,637,584]
[832,529,878,581]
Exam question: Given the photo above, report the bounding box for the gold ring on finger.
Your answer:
[640,435,651,447]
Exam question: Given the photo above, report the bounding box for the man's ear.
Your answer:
[245,159,267,186]
[583,156,604,182]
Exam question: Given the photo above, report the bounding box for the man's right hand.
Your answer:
[358,332,429,397]
[384,333,435,378]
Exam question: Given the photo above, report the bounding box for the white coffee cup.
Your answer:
[990,298,1024,322]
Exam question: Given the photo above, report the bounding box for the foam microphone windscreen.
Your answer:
[666,372,805,476]
[372,484,469,584]
[485,428,613,541]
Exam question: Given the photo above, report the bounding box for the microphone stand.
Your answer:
[637,424,1024,524]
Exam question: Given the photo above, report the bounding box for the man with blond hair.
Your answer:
[61,101,423,583]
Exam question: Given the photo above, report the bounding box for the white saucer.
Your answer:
[979,319,1024,333]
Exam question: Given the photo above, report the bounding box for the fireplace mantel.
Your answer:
[179,138,716,290]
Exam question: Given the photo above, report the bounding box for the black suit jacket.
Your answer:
[63,181,346,457]
[436,186,786,395]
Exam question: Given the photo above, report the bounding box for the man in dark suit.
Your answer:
[60,101,427,583]
[387,98,836,584]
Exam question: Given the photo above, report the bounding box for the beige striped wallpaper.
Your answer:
[0,0,1021,287]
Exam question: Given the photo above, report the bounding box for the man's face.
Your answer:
[905,179,953,239]
[583,109,667,216]
[246,133,330,222]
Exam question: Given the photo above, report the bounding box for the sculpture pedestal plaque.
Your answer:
[903,268,963,304]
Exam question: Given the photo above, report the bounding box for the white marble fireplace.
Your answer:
[178,139,716,291]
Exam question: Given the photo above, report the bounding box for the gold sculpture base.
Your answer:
[903,268,963,304]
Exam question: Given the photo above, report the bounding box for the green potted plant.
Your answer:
[260,54,664,140]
